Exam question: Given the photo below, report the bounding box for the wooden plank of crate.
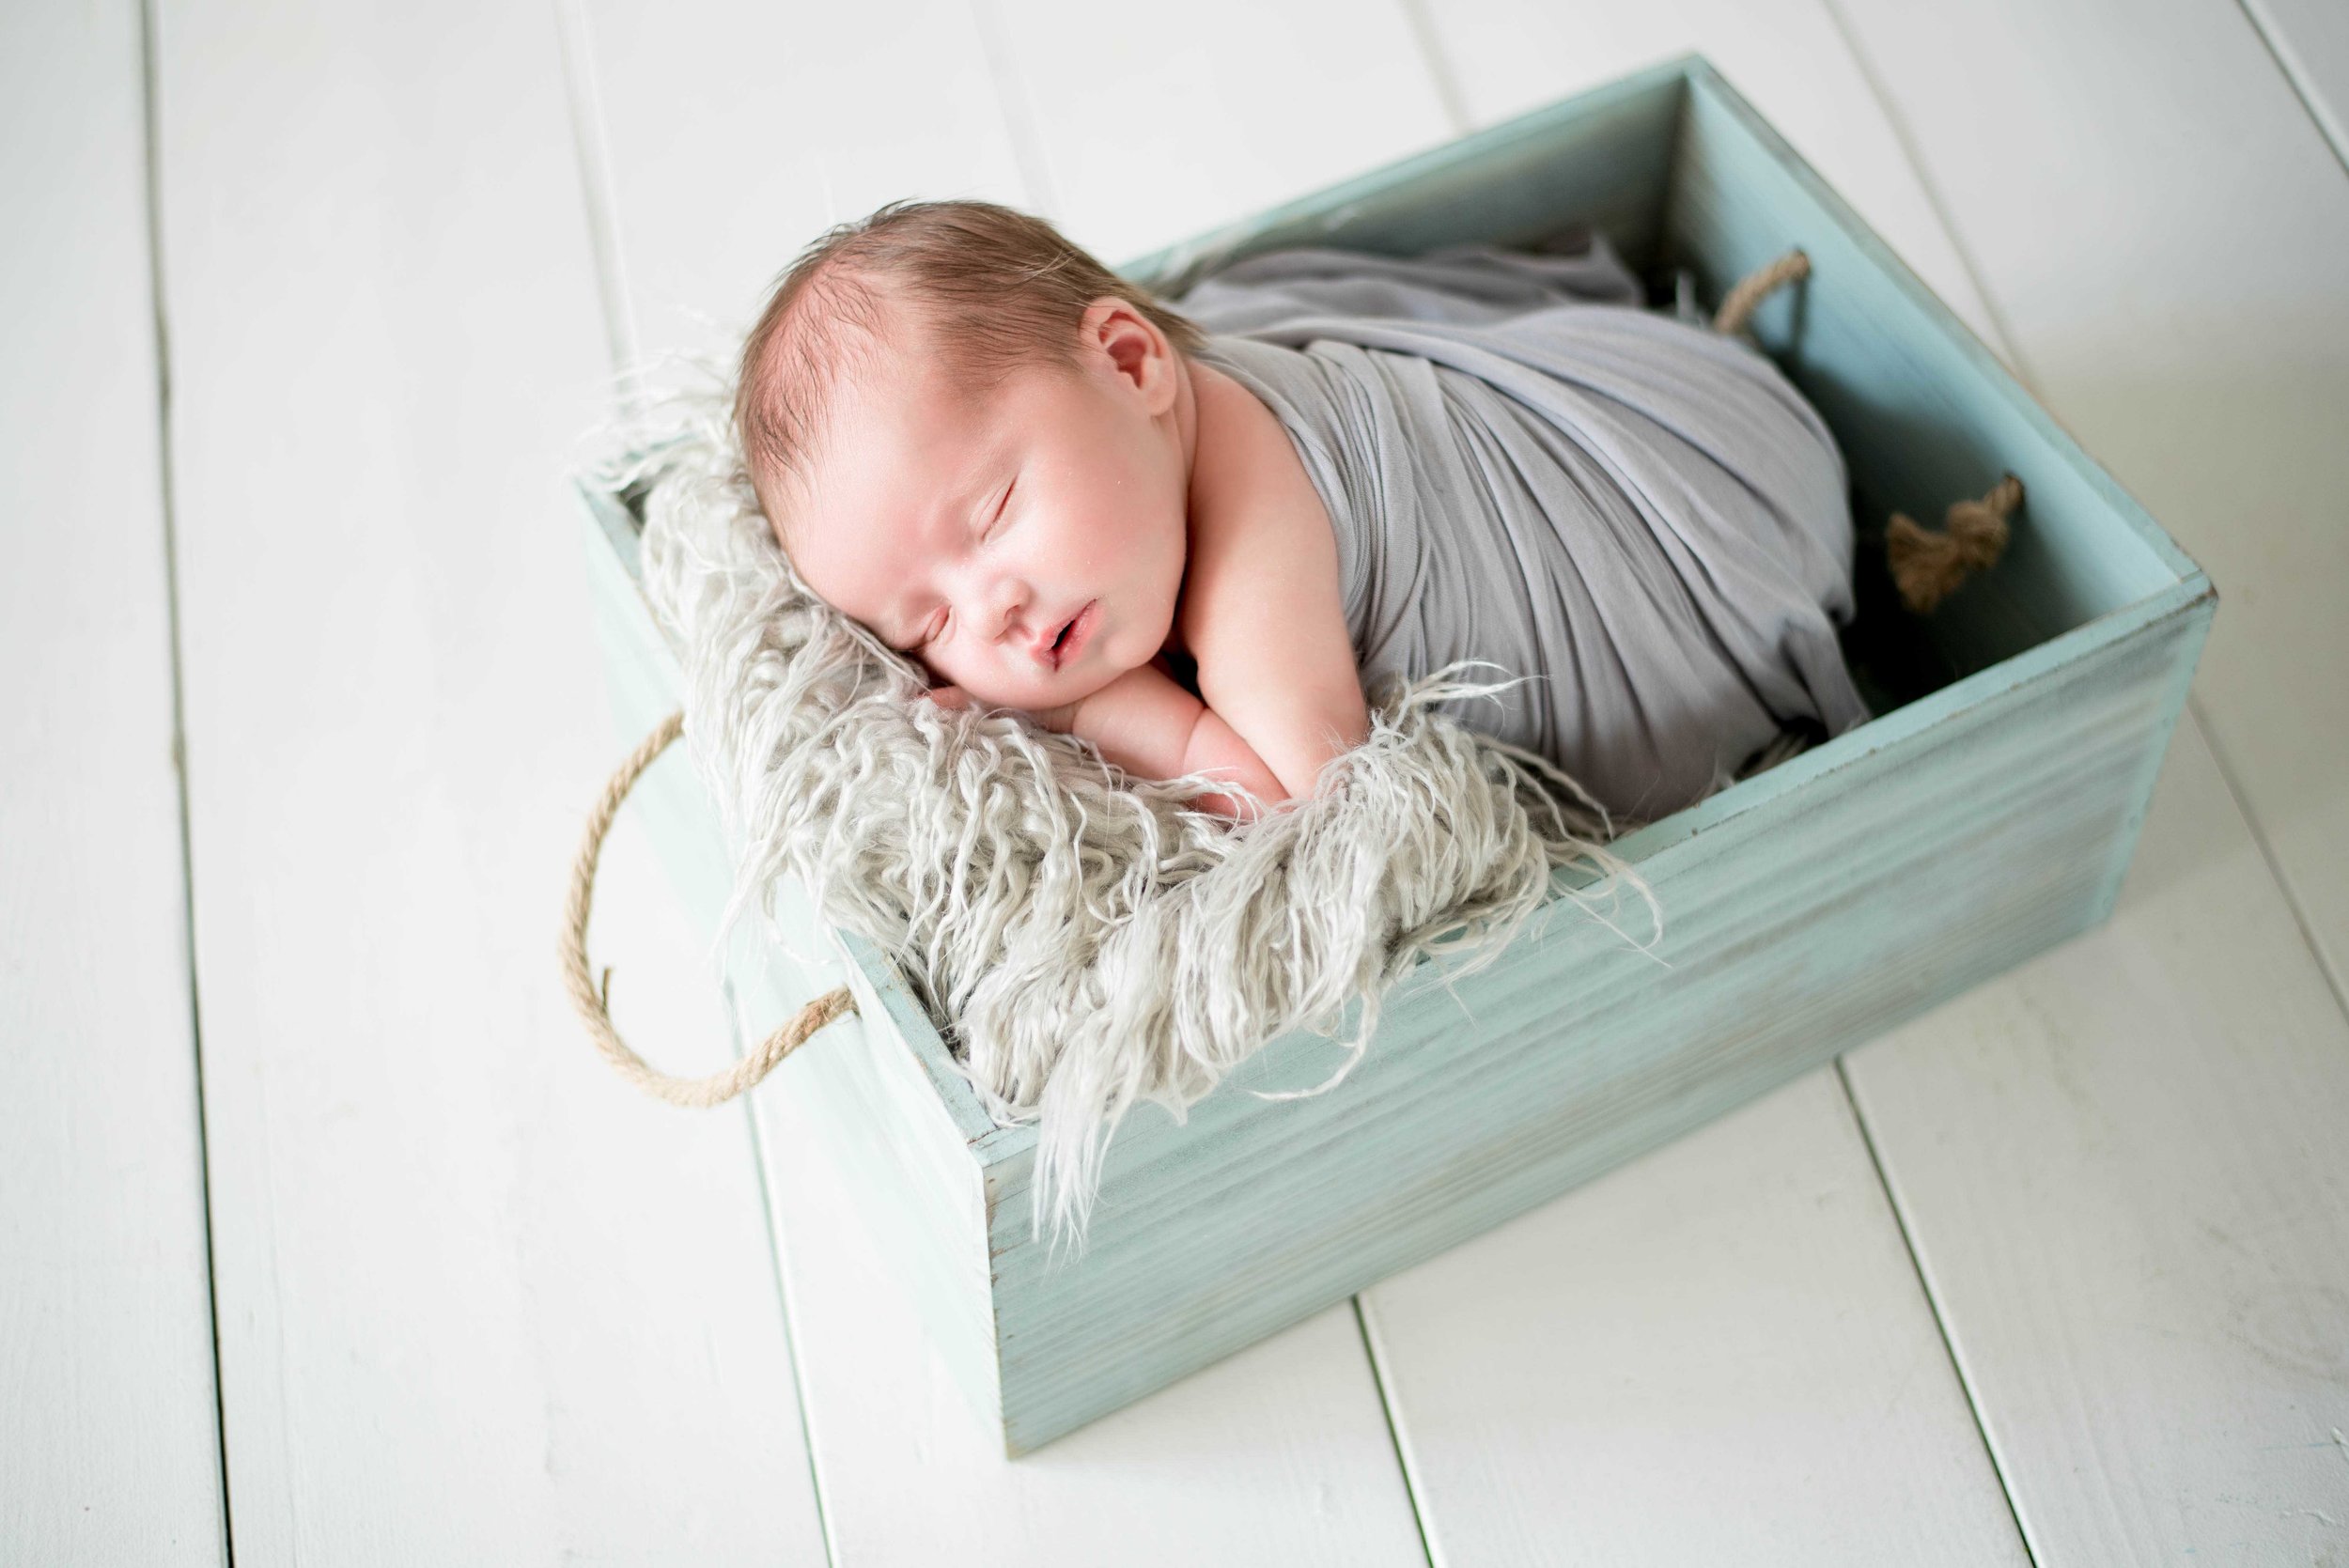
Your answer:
[148,0,827,1558]
[1394,0,2005,354]
[2241,0,2349,167]
[1843,717,2349,1563]
[1827,0,2349,993]
[1361,1070,2030,1564]
[0,2,227,1560]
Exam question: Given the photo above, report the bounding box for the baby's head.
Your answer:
[735,198,1207,712]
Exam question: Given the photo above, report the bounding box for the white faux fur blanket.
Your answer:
[601,388,1656,1248]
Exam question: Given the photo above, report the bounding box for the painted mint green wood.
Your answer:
[582,504,1003,1431]
[580,55,2214,1455]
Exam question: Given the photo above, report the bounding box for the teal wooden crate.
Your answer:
[578,54,2213,1455]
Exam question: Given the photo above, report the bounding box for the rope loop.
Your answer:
[1713,249,1812,338]
[560,707,856,1108]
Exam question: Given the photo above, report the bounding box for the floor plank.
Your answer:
[1843,717,2349,1565]
[575,0,1030,372]
[1827,0,2349,999]
[1362,1071,2030,1565]
[978,0,1455,264]
[150,0,825,1559]
[1811,2,2349,1552]
[0,1,226,1560]
[1408,5,2349,1558]
[739,965,1430,1564]
[2242,0,2349,170]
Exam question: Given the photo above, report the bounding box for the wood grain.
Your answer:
[972,576,2206,1452]
[0,0,226,1559]
[753,970,1432,1564]
[1807,1,2349,1557]
[1378,11,2349,1557]
[1401,0,2004,355]
[1844,716,2349,1565]
[1828,0,2349,997]
[2241,0,2349,169]
[150,0,825,1557]
[575,0,1029,372]
[975,0,1454,264]
[1361,1070,2030,1566]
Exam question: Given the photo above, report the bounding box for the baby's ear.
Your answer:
[1088,298,1176,411]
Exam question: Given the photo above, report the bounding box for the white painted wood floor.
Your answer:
[7,0,2346,1560]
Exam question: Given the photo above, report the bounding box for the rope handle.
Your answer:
[1713,249,2023,611]
[1713,249,1811,338]
[560,707,857,1108]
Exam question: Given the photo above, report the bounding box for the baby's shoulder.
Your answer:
[1174,357,1356,691]
[1185,359,1330,556]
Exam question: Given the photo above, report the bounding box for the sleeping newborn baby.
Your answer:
[733,198,1870,825]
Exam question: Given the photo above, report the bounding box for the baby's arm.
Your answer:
[1178,366,1372,808]
[1059,563,1367,819]
[1064,661,1288,820]
[925,661,1285,820]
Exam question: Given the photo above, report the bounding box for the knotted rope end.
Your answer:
[1888,474,2025,613]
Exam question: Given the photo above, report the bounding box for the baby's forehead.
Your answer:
[776,313,939,483]
[817,303,978,432]
[786,325,999,532]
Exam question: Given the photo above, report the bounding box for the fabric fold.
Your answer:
[1173,236,1870,821]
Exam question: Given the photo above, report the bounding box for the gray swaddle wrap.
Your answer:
[1171,236,1871,822]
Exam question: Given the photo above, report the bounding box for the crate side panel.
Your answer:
[1664,75,2185,675]
[1120,62,1685,294]
[580,515,1003,1425]
[985,602,2209,1452]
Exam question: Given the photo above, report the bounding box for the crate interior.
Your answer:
[597,54,2202,1078]
[1120,56,2194,717]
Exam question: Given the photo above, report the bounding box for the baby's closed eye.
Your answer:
[891,477,1018,656]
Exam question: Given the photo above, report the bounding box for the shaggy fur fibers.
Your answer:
[597,387,1657,1248]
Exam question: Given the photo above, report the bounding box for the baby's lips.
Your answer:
[1030,616,1069,666]
[1034,599,1095,669]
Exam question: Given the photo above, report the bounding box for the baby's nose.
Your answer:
[988,579,1032,641]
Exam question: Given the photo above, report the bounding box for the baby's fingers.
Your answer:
[925,683,972,709]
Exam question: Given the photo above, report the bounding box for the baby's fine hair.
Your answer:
[734,198,1206,535]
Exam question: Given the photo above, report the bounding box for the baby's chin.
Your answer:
[964,656,1136,713]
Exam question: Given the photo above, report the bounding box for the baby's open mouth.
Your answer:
[1045,600,1097,669]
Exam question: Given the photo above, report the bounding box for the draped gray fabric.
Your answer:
[1172,236,1870,824]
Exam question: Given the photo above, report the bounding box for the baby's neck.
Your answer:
[1161,350,1206,660]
